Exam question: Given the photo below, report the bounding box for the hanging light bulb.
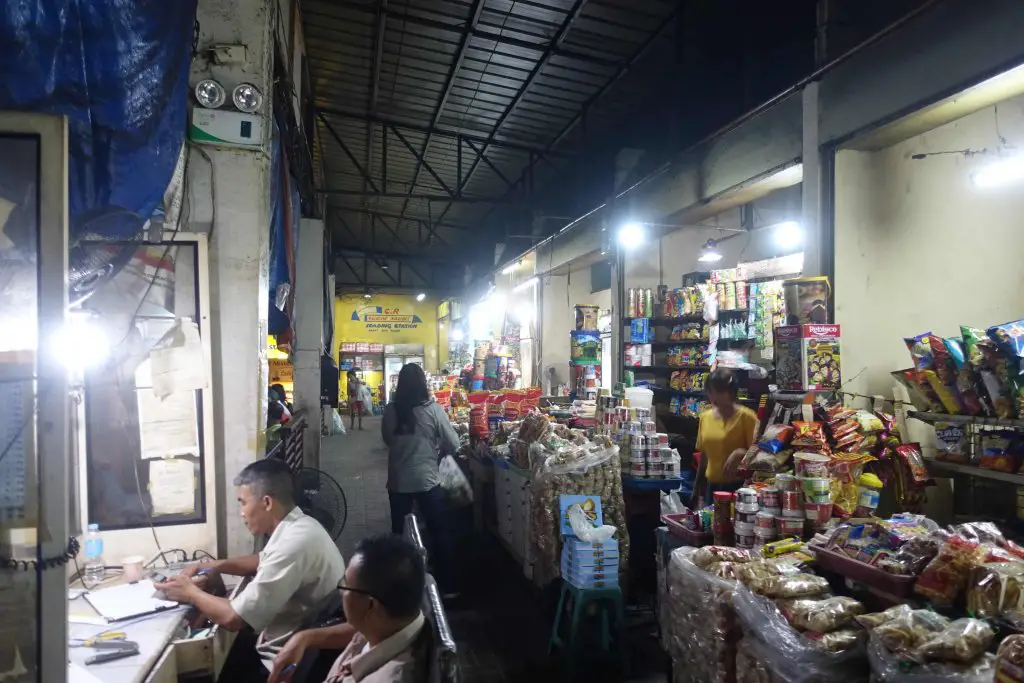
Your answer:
[698,240,723,263]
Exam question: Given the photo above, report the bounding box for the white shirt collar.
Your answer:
[349,613,425,681]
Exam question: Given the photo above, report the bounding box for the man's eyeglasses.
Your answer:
[337,578,383,606]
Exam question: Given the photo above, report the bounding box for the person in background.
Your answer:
[382,363,460,597]
[156,459,346,682]
[347,370,364,431]
[271,383,293,412]
[691,368,758,507]
[269,535,428,683]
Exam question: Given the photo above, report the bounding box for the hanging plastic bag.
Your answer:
[438,455,473,506]
[359,384,373,414]
[568,503,616,543]
[150,318,208,398]
[323,407,347,435]
[661,490,684,516]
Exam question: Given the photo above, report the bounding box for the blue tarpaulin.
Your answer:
[269,121,299,340]
[0,0,197,240]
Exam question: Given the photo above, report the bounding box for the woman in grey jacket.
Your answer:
[382,363,461,595]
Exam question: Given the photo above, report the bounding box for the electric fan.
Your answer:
[294,467,348,541]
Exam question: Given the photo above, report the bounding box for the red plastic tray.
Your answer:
[662,513,714,547]
[812,545,917,598]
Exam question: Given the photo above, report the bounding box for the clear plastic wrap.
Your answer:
[867,636,995,683]
[747,573,831,599]
[529,441,618,480]
[567,503,616,542]
[692,546,754,570]
[913,618,994,665]
[776,596,865,632]
[438,455,473,506]
[528,453,629,586]
[667,547,742,683]
[736,637,779,683]
[732,587,869,683]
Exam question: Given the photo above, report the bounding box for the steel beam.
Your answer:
[311,3,620,69]
[389,126,456,198]
[315,107,558,156]
[394,0,486,238]
[318,112,379,193]
[470,4,681,234]
[437,0,589,225]
[320,189,533,205]
[333,206,470,232]
[335,247,467,266]
[463,138,515,191]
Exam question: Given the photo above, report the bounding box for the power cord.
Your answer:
[1,536,81,572]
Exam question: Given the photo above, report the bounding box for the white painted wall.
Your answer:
[834,95,1024,404]
[540,264,612,392]
[623,205,802,290]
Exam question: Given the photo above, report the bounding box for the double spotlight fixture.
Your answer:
[193,78,264,113]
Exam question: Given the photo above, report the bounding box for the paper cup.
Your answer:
[122,555,145,582]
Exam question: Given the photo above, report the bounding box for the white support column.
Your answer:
[293,218,324,468]
[190,0,275,557]
[801,81,825,277]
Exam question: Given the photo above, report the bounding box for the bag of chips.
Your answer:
[791,421,827,449]
[758,424,795,454]
[904,333,947,412]
[978,431,1020,473]
[944,337,985,415]
[915,535,987,608]
[934,422,968,463]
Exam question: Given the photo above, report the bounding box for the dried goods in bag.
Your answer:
[776,596,865,633]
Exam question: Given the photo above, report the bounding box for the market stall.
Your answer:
[655,313,1024,683]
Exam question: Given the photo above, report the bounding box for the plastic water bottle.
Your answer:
[82,523,105,588]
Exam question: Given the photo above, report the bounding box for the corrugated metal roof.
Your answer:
[304,0,680,269]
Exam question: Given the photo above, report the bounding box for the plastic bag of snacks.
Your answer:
[467,391,490,437]
[867,635,995,683]
[502,391,525,421]
[914,535,988,607]
[996,635,1024,682]
[746,573,830,599]
[966,561,1024,620]
[666,547,743,683]
[913,618,994,665]
[776,596,865,633]
[731,586,869,682]
[523,386,542,411]
[758,424,794,454]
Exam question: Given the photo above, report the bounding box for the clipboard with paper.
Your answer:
[82,580,180,622]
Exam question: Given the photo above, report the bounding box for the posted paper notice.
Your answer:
[149,458,196,516]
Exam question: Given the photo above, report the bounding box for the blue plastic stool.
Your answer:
[548,580,629,680]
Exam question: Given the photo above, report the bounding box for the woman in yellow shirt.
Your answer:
[692,369,758,506]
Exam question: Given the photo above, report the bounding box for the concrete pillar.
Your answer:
[801,81,826,278]
[293,218,324,468]
[188,0,275,557]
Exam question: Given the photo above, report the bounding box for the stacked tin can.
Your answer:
[733,488,759,549]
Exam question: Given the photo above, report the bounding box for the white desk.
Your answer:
[67,577,243,683]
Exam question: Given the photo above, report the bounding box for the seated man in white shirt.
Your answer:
[156,459,346,681]
[267,534,428,683]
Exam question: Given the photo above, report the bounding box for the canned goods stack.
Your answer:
[733,487,759,549]
[600,395,680,480]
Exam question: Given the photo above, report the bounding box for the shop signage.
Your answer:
[350,304,424,332]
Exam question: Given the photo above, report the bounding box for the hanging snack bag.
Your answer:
[964,325,1014,418]
[523,386,542,411]
[988,319,1024,361]
[468,391,490,437]
[736,281,748,309]
[925,334,965,412]
[944,337,985,415]
[904,333,945,411]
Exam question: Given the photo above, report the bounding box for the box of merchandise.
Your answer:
[562,536,618,557]
[561,547,620,570]
[562,566,620,589]
[561,560,619,583]
[775,324,841,390]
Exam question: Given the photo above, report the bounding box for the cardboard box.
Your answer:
[775,324,841,390]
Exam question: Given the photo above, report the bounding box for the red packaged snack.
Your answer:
[914,535,987,607]
[791,421,826,449]
[502,391,525,421]
[468,391,490,437]
[895,444,929,484]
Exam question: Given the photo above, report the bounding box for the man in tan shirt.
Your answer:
[268,534,427,683]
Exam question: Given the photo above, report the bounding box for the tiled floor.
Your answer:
[320,419,667,683]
